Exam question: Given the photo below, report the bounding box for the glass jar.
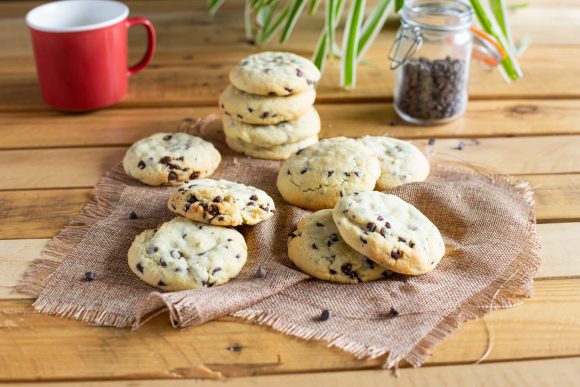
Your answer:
[389,0,499,125]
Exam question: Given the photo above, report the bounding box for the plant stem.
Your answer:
[341,0,366,88]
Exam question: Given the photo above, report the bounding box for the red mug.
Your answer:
[26,0,155,111]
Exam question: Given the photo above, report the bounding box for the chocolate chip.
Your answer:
[316,222,324,227]
[428,138,436,145]
[237,114,243,119]
[249,194,258,201]
[146,246,158,254]
[329,233,339,242]
[354,171,360,177]
[217,216,224,221]
[171,250,181,259]
[160,156,171,164]
[160,259,167,267]
[136,263,144,273]
[241,60,249,66]
[187,195,197,203]
[226,344,242,352]
[409,241,416,248]
[380,227,388,237]
[247,107,253,113]
[360,236,367,244]
[129,211,138,220]
[306,79,314,85]
[296,68,304,77]
[163,135,172,141]
[311,243,318,250]
[83,271,96,281]
[157,280,167,287]
[320,310,330,321]
[213,196,223,203]
[457,141,465,150]
[385,221,391,228]
[364,258,375,269]
[212,267,222,275]
[377,215,384,221]
[327,170,334,177]
[391,249,402,259]
[268,92,276,96]
[260,112,269,119]
[296,149,304,155]
[235,254,241,259]
[366,222,376,232]
[287,169,291,175]
[190,171,200,179]
[177,156,184,161]
[208,204,220,215]
[167,163,181,170]
[168,171,178,181]
[389,307,400,317]
[256,266,267,278]
[341,263,352,275]
[300,168,307,174]
[284,87,293,93]
[344,172,350,177]
[329,269,337,274]
[398,237,407,243]
[220,103,225,109]
[382,270,390,278]
[137,161,146,169]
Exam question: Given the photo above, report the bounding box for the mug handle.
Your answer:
[126,17,156,77]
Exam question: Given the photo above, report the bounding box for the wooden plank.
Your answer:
[1,136,580,190]
[4,100,580,150]
[0,176,579,240]
[1,222,577,300]
[14,357,580,387]
[1,2,580,110]
[0,279,578,381]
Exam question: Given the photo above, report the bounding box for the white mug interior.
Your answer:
[26,0,129,32]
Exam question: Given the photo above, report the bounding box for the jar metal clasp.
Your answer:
[388,25,423,70]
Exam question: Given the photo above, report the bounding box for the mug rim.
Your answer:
[26,0,129,33]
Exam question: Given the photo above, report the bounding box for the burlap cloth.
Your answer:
[18,116,541,368]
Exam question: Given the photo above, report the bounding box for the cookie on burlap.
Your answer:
[333,191,445,275]
[219,84,316,125]
[225,135,319,160]
[229,51,321,96]
[276,137,381,211]
[359,136,430,190]
[168,179,275,226]
[288,209,391,283]
[222,107,321,147]
[128,217,247,291]
[123,132,221,186]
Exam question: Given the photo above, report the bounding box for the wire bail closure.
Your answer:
[388,24,423,70]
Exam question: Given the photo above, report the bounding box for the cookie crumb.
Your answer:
[389,307,400,317]
[129,211,138,220]
[456,141,465,150]
[226,344,243,352]
[320,310,331,321]
[428,138,436,145]
[256,267,267,278]
[83,271,97,282]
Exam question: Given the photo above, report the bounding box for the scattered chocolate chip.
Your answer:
[136,263,144,273]
[391,249,402,259]
[157,280,167,287]
[83,271,96,281]
[457,141,465,150]
[160,156,171,164]
[428,138,436,145]
[190,171,200,179]
[296,68,304,77]
[220,103,225,109]
[366,222,376,232]
[327,170,334,177]
[226,344,243,352]
[163,135,172,141]
[213,196,223,203]
[249,194,258,201]
[260,112,270,119]
[320,310,331,321]
[137,161,146,169]
[212,267,222,275]
[129,211,138,220]
[256,266,267,278]
[311,243,318,250]
[316,222,324,227]
[389,307,400,317]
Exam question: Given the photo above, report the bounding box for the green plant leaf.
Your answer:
[334,0,345,20]
[309,0,322,14]
[357,0,393,59]
[257,1,290,44]
[470,0,523,81]
[395,0,404,12]
[341,0,366,88]
[326,0,336,59]
[489,0,513,47]
[312,30,329,71]
[280,0,308,43]
[244,0,254,40]
[208,0,226,16]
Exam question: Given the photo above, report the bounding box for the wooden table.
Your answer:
[1,1,579,385]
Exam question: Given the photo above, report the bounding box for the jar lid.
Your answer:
[401,0,473,32]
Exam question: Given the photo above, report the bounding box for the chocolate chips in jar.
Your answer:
[395,56,468,123]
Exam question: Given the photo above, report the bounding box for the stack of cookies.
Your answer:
[219,51,322,160]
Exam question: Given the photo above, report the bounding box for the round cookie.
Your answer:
[128,216,247,291]
[168,179,276,226]
[225,135,318,160]
[223,107,321,147]
[123,132,221,186]
[358,136,430,190]
[332,191,445,275]
[229,51,321,96]
[219,84,316,125]
[288,209,391,283]
[276,137,381,211]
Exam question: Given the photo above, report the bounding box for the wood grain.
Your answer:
[1,136,580,190]
[14,357,580,387]
[4,100,580,150]
[0,279,578,381]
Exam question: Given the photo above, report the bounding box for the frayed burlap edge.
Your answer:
[233,167,541,369]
